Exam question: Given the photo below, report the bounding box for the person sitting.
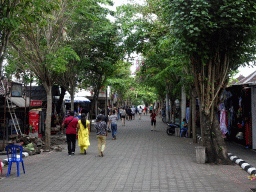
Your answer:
[180,118,188,137]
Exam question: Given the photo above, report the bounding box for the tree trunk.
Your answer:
[93,87,100,116]
[187,91,192,138]
[105,88,108,116]
[181,86,186,121]
[166,93,169,122]
[191,89,196,143]
[70,87,75,112]
[170,100,175,122]
[202,109,231,164]
[191,53,231,164]
[56,86,66,114]
[44,84,53,150]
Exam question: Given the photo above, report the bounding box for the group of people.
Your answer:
[62,111,91,156]
[61,105,160,157]
[62,109,119,157]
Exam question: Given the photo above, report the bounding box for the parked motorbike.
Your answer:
[166,122,180,136]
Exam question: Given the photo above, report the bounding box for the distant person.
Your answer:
[77,113,90,155]
[119,107,126,126]
[127,106,132,120]
[97,109,110,131]
[62,111,79,156]
[144,106,148,115]
[162,107,166,117]
[131,106,136,120]
[180,118,188,137]
[117,107,120,120]
[150,110,157,131]
[81,107,89,114]
[138,106,143,120]
[94,115,107,157]
[109,109,118,140]
[149,105,153,113]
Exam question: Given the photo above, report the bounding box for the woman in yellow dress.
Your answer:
[77,113,90,154]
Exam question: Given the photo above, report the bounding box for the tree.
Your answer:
[166,0,256,163]
[107,60,133,106]
[7,0,79,149]
[0,0,31,74]
[79,19,123,116]
[116,2,190,120]
[55,0,115,112]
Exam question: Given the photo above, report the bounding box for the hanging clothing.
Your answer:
[219,108,228,136]
[78,120,90,153]
[186,107,189,123]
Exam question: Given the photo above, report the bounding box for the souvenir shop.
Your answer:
[219,84,253,148]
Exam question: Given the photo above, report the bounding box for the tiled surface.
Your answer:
[0,114,256,192]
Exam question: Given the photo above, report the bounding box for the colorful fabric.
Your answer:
[95,121,107,136]
[109,115,118,124]
[220,109,228,135]
[78,120,90,152]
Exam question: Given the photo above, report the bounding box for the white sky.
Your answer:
[235,65,256,78]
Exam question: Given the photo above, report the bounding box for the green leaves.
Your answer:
[166,0,256,68]
[45,46,80,73]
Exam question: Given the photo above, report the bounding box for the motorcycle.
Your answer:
[166,122,180,136]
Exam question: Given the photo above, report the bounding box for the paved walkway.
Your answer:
[0,114,256,192]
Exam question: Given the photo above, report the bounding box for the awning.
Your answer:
[8,97,30,108]
[65,96,91,103]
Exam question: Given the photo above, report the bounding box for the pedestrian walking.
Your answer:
[109,109,118,140]
[138,106,143,120]
[77,113,90,155]
[116,107,120,120]
[127,106,132,120]
[149,105,153,114]
[150,110,157,131]
[97,109,110,132]
[62,111,79,156]
[95,115,107,157]
[144,106,148,115]
[131,106,136,120]
[120,107,126,126]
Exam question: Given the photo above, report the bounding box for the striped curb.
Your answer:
[228,152,256,175]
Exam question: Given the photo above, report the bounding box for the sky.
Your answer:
[235,65,256,78]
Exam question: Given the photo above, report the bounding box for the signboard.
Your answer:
[30,101,42,106]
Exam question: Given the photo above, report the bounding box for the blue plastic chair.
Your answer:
[6,145,25,177]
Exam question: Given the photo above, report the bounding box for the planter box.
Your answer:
[195,146,206,164]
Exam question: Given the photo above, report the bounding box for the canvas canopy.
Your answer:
[65,96,91,103]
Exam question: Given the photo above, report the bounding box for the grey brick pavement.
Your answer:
[0,114,256,192]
